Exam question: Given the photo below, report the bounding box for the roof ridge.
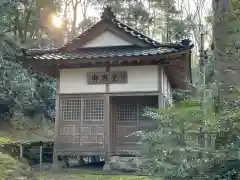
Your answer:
[111,18,160,47]
[72,45,141,50]
[56,6,192,51]
[59,7,162,49]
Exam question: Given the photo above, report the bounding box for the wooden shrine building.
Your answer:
[23,7,193,170]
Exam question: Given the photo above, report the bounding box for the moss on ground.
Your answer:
[0,151,33,180]
[0,137,11,144]
[0,112,54,143]
[37,172,153,180]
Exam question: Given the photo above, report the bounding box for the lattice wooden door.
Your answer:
[115,103,139,155]
[56,96,105,156]
[114,99,157,156]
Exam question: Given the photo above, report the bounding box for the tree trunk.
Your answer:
[212,0,240,102]
[71,1,78,38]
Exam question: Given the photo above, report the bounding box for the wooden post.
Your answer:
[158,66,163,108]
[19,143,23,159]
[39,141,43,171]
[103,94,110,171]
[53,76,60,170]
[103,66,111,170]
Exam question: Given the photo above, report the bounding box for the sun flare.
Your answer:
[52,15,62,28]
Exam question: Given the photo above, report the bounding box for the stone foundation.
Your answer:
[109,156,149,173]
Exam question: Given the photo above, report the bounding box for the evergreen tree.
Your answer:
[213,0,240,101]
[0,0,59,120]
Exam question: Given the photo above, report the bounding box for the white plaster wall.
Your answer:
[83,31,132,47]
[59,66,169,94]
[59,68,106,94]
[109,66,158,92]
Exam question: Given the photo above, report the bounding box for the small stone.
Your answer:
[14,177,27,180]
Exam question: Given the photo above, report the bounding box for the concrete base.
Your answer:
[109,156,149,173]
[52,152,60,170]
[103,163,111,171]
[51,162,60,171]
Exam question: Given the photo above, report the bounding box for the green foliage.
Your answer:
[140,43,240,179]
[141,93,240,179]
[213,0,240,99]
[0,0,57,120]
[172,89,191,102]
[169,18,191,41]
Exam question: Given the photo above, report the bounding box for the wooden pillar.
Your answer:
[19,143,23,159]
[39,141,43,171]
[103,94,111,170]
[111,104,116,154]
[53,76,60,170]
[103,66,111,170]
[158,66,163,108]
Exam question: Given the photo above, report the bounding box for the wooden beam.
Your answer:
[57,60,170,70]
[59,91,159,98]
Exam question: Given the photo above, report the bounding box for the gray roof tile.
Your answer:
[27,46,179,60]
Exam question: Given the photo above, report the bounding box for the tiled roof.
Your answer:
[26,46,181,60]
[61,7,189,49]
[25,7,192,61]
[110,18,160,47]
[66,17,161,48]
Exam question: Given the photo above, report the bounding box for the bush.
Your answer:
[139,90,240,180]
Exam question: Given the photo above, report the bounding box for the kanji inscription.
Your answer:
[87,71,127,84]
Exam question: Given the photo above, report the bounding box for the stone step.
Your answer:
[109,156,149,173]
